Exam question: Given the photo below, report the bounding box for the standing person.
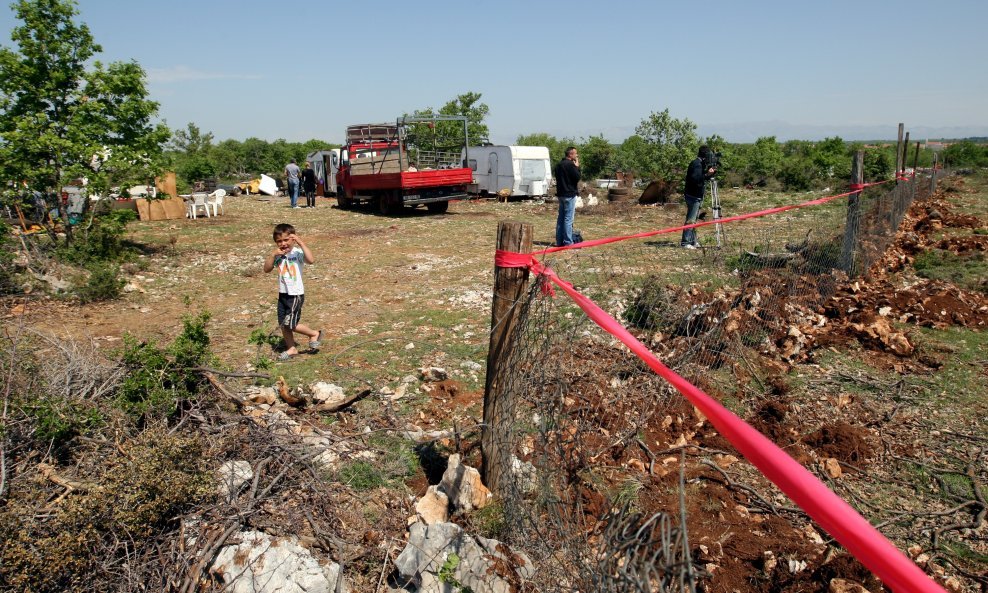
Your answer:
[263,223,323,360]
[681,145,717,249]
[554,146,581,247]
[301,161,318,208]
[284,159,301,209]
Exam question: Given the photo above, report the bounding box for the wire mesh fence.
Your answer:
[483,172,928,591]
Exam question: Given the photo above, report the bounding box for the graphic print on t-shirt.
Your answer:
[276,247,305,295]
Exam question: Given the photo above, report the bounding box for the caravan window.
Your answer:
[519,159,547,181]
[468,159,478,171]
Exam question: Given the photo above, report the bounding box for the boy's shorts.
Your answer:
[277,293,305,329]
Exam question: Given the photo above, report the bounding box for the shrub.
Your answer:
[624,278,680,332]
[338,460,386,491]
[778,157,816,191]
[0,430,213,593]
[26,397,104,452]
[74,262,125,302]
[116,312,212,417]
[0,221,17,294]
[59,209,137,265]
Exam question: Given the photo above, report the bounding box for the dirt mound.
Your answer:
[936,235,988,252]
[803,422,875,464]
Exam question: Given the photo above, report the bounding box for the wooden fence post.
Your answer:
[895,123,905,178]
[482,221,533,495]
[901,131,910,176]
[841,151,864,274]
[931,152,939,194]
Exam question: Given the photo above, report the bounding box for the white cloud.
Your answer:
[147,65,262,84]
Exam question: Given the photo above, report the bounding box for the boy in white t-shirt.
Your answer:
[263,223,323,359]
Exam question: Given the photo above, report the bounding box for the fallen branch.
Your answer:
[203,372,244,408]
[310,389,371,413]
[190,366,271,380]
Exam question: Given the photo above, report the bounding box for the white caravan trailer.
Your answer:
[306,149,341,195]
[461,145,551,197]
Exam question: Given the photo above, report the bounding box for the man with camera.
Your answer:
[681,145,718,249]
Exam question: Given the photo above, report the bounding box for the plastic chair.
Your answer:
[188,193,210,219]
[207,189,226,216]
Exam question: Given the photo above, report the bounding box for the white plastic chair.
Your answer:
[207,189,226,216]
[188,193,210,219]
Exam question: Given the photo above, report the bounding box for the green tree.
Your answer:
[811,136,850,179]
[169,122,213,156]
[613,135,652,177]
[634,109,699,182]
[409,91,490,152]
[862,146,894,181]
[0,0,169,243]
[168,123,216,188]
[943,140,988,167]
[577,135,614,180]
[749,136,783,182]
[516,132,573,165]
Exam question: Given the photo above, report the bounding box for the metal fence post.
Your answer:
[482,221,532,496]
[841,151,864,275]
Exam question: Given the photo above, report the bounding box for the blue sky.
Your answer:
[2,0,986,144]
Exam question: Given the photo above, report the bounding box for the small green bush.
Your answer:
[470,502,507,540]
[0,220,17,294]
[338,461,386,491]
[779,157,816,191]
[624,278,678,331]
[338,437,419,491]
[75,262,125,302]
[116,312,212,417]
[26,397,104,451]
[60,209,137,265]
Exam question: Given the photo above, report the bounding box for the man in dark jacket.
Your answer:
[301,161,318,208]
[681,145,717,248]
[554,147,581,246]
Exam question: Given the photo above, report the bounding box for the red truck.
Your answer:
[335,115,472,215]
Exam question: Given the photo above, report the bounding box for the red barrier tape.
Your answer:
[537,177,901,256]
[493,253,943,592]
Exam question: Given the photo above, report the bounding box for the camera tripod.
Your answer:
[707,178,724,247]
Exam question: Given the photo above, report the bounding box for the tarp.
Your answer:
[258,174,278,196]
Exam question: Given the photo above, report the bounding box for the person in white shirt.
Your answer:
[263,223,323,359]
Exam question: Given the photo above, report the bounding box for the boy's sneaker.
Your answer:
[682,244,697,250]
[308,330,323,349]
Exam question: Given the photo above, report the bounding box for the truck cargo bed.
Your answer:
[347,168,471,191]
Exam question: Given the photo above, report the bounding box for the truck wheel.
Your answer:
[336,187,353,209]
[378,194,399,216]
[426,201,450,214]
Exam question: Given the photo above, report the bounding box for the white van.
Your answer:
[461,145,551,198]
